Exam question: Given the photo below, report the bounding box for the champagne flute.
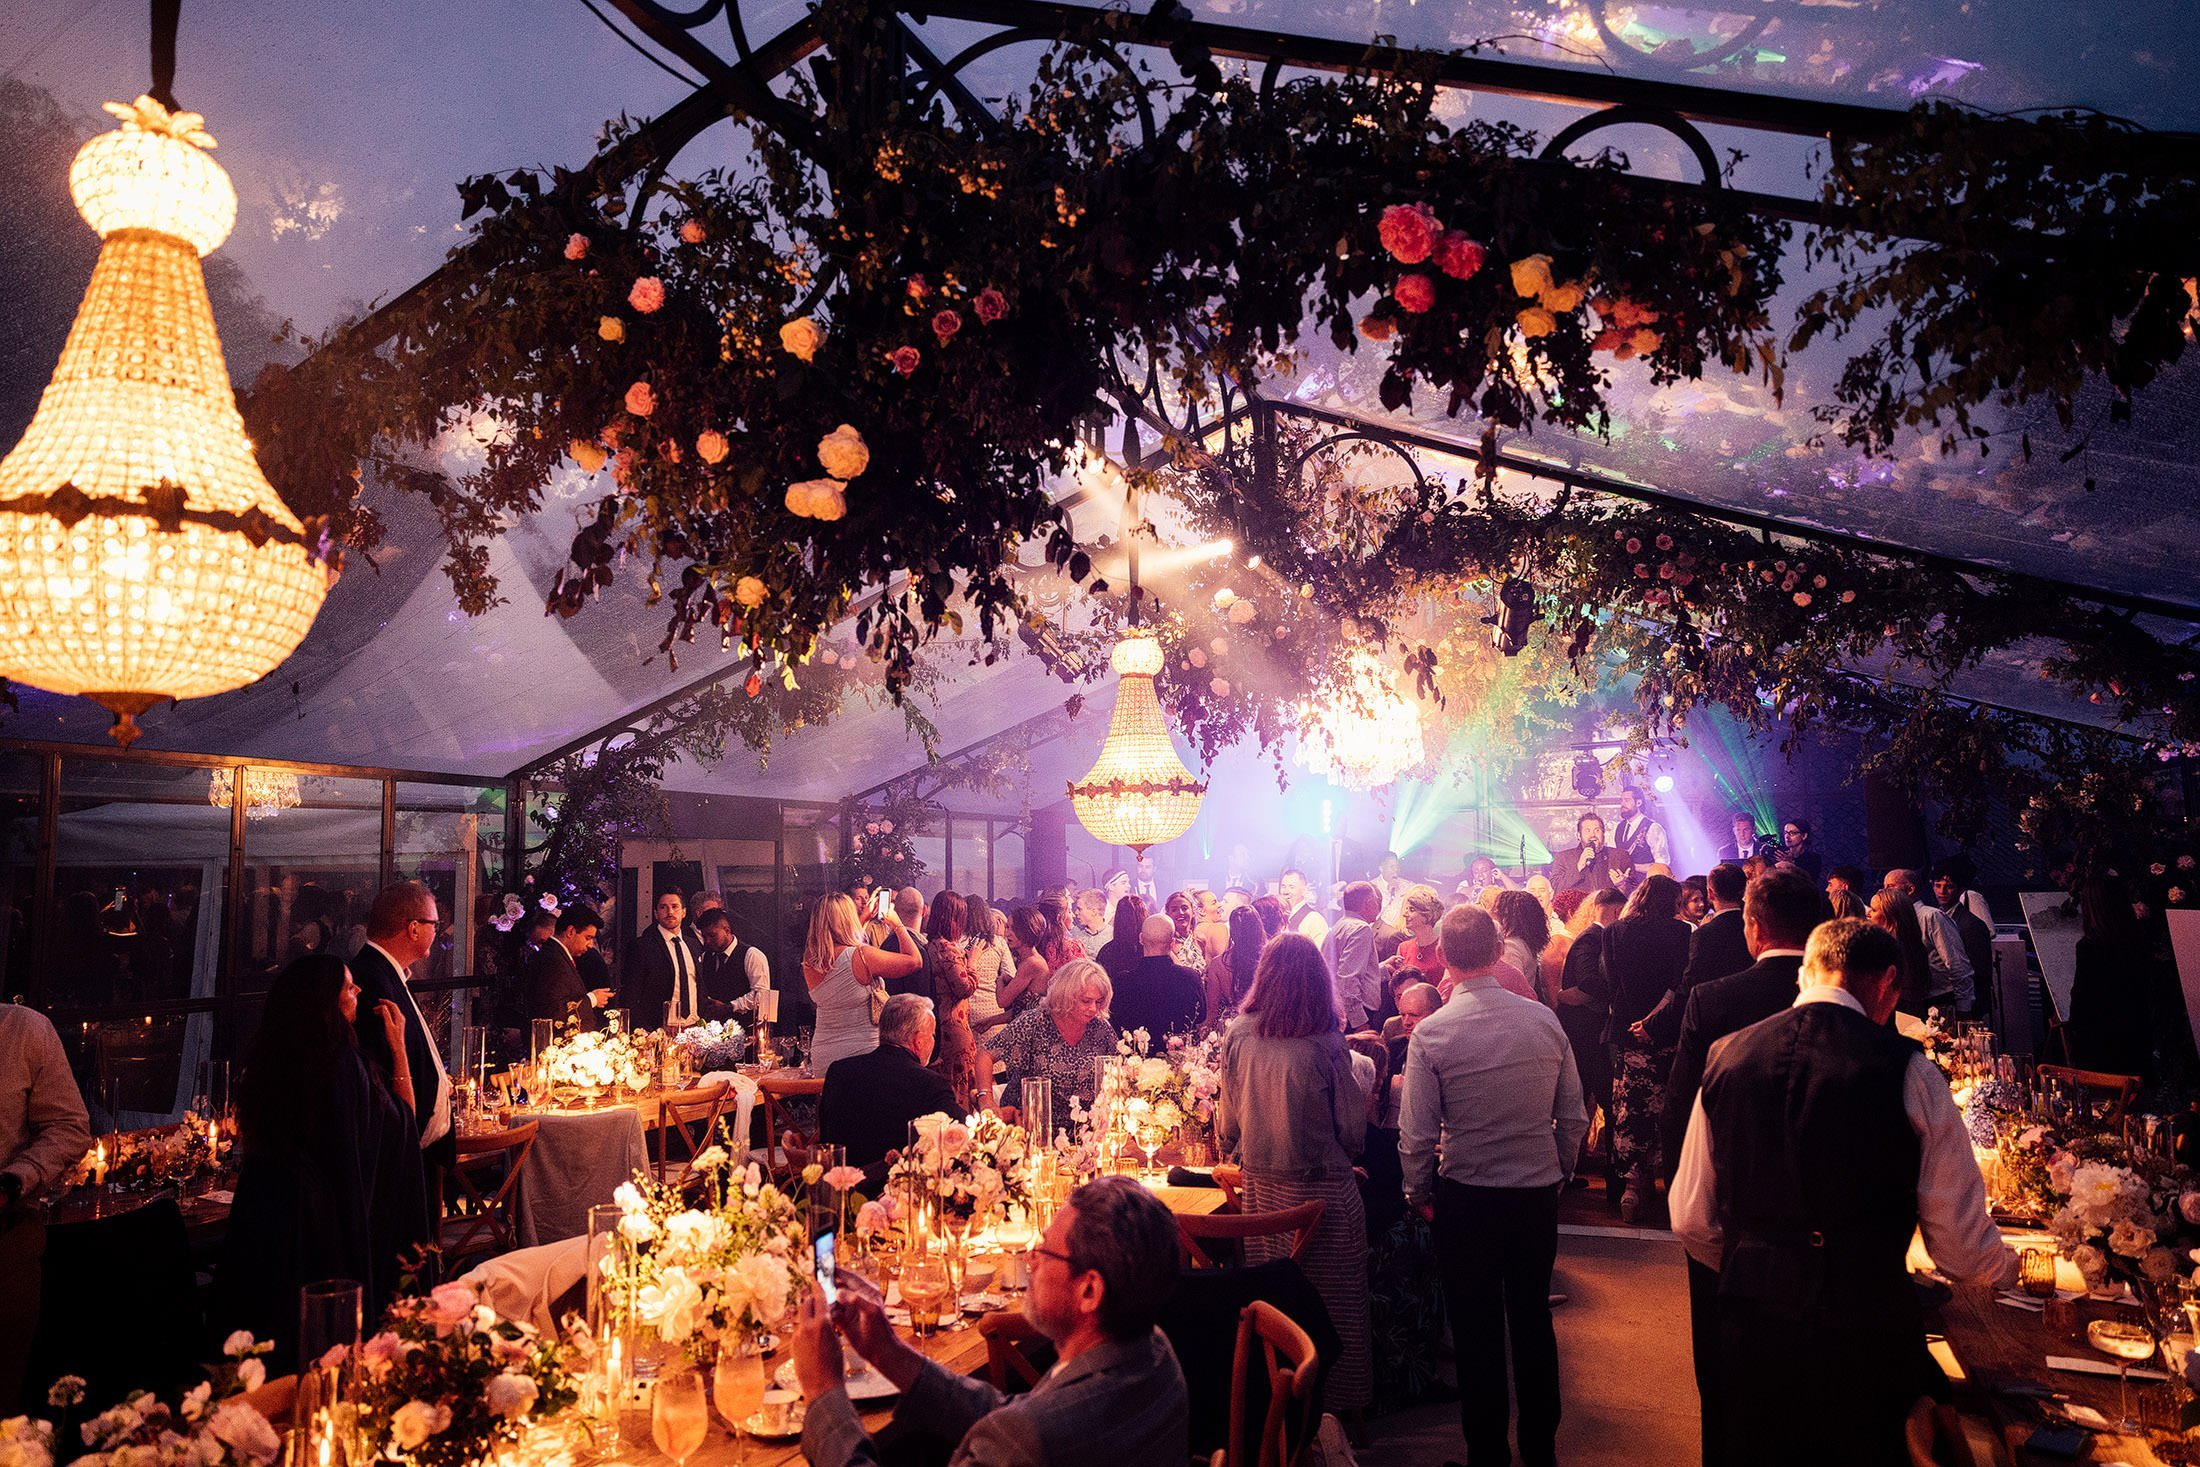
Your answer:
[652,1367,710,1467]
[2086,1317,2156,1431]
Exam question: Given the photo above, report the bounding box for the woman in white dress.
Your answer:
[802,892,923,1075]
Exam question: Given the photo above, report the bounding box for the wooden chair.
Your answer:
[751,1074,825,1179]
[1211,1162,1244,1213]
[1217,1301,1322,1467]
[978,1311,1053,1393]
[655,1080,731,1188]
[440,1120,538,1272]
[2034,1064,2142,1124]
[1177,1199,1327,1269]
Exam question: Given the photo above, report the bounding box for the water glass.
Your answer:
[901,1257,950,1338]
[1021,1078,1052,1141]
[531,1018,556,1067]
[651,1368,709,1467]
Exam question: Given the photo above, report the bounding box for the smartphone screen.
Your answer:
[813,1230,837,1305]
[874,889,893,921]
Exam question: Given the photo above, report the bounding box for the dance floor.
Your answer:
[1371,1228,1701,1467]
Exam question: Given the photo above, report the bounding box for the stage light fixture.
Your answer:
[1484,575,1541,656]
[1571,754,1605,801]
[1653,773,1675,794]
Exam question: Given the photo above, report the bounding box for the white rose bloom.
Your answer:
[208,1403,282,1465]
[484,1372,540,1421]
[388,1402,451,1452]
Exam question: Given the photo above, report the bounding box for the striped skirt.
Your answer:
[1242,1169,1372,1414]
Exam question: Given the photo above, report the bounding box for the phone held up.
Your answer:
[813,1230,837,1306]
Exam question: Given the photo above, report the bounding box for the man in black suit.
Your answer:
[353,881,453,1231]
[1685,865,1752,989]
[819,994,957,1189]
[629,891,702,1029]
[1657,868,1821,1467]
[525,906,610,1030]
[1553,887,1625,1178]
[1714,810,1776,865]
[1546,813,1634,895]
[1114,915,1204,1043]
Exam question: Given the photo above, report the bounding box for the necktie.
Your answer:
[671,933,693,1021]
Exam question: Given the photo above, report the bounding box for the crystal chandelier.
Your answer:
[208,766,303,820]
[0,63,334,749]
[1297,647,1426,790]
[1068,631,1209,855]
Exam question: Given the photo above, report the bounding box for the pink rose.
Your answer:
[624,381,655,417]
[856,1200,890,1234]
[358,1332,404,1377]
[932,308,963,344]
[424,1282,477,1330]
[1435,232,1484,280]
[1376,202,1440,264]
[1655,534,1673,551]
[1625,538,1642,554]
[823,1165,865,1191]
[628,276,666,314]
[879,820,893,834]
[563,233,588,261]
[889,345,921,375]
[2180,1192,2200,1227]
[1393,273,1436,314]
[973,287,1007,322]
[905,275,929,300]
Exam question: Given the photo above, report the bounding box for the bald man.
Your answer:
[1112,915,1204,1043]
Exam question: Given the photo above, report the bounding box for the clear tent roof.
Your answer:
[0,0,2191,792]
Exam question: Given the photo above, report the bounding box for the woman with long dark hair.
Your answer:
[1094,894,1148,986]
[923,892,985,1111]
[1492,888,1555,1003]
[2068,876,2153,1078]
[1605,873,1692,1223]
[213,954,428,1368]
[1867,891,1935,1016]
[999,905,1055,1020]
[1217,933,1371,1421]
[1213,904,1269,1020]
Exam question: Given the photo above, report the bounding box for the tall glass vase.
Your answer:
[292,1280,361,1467]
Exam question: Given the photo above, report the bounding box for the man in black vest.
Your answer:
[352,881,454,1229]
[1671,919,2015,1466]
[630,891,702,1029]
[1683,864,1752,989]
[1655,868,1820,1467]
[819,994,957,1190]
[694,908,770,1021]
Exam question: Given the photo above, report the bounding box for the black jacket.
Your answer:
[1113,956,1204,1043]
[349,941,453,1171]
[524,941,600,1031]
[1548,843,1634,895]
[1685,909,1753,990]
[1658,952,1805,1182]
[1605,915,1693,1038]
[819,1042,959,1186]
[627,924,701,1028]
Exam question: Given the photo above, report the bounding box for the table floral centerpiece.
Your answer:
[345,1283,580,1467]
[536,1030,652,1106]
[672,1019,747,1074]
[65,1111,233,1194]
[889,1112,1032,1234]
[40,1333,283,1467]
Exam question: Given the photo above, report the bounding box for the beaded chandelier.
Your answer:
[1068,631,1208,855]
[1296,647,1426,791]
[0,91,334,748]
[207,766,303,820]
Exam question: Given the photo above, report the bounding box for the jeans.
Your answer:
[1433,1179,1560,1467]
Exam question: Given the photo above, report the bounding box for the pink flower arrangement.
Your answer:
[932,308,963,344]
[889,345,921,375]
[973,287,1007,322]
[624,381,656,417]
[1393,273,1436,314]
[563,233,588,260]
[1435,232,1484,280]
[628,276,666,314]
[1376,202,1440,264]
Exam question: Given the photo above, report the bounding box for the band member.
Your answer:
[1548,813,1635,895]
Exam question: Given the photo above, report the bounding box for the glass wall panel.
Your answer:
[991,828,1027,904]
[51,758,230,1011]
[395,781,503,983]
[234,772,384,993]
[948,818,987,897]
[0,753,41,1002]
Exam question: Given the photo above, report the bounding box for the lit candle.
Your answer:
[91,1140,107,1187]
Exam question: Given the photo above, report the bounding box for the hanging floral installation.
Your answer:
[839,785,938,893]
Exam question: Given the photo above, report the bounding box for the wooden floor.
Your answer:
[1361,1228,1703,1467]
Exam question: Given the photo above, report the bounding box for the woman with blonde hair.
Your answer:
[803,892,923,1075]
[987,957,1118,1137]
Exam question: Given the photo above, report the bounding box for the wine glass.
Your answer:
[2086,1316,2156,1431]
[901,1257,950,1339]
[652,1367,710,1467]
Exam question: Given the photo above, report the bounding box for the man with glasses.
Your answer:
[793,1175,1188,1467]
[354,881,453,1224]
[1779,818,1821,882]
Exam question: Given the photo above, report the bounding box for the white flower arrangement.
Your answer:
[603,1135,807,1354]
[890,1111,1034,1227]
[673,1019,747,1073]
[537,1030,651,1097]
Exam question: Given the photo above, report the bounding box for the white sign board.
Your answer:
[2167,910,2200,1060]
[2019,891,2082,1023]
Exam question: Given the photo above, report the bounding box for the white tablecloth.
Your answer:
[514,1106,651,1247]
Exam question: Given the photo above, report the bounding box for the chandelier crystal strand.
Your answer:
[0,92,332,747]
[1296,647,1426,790]
[1068,632,1208,855]
[207,766,303,820]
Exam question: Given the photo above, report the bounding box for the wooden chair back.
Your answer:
[978,1311,1051,1393]
[1211,1162,1244,1213]
[441,1121,539,1270]
[2035,1064,2142,1124]
[656,1081,732,1186]
[1223,1300,1322,1467]
[1177,1199,1327,1269]
[756,1075,825,1178]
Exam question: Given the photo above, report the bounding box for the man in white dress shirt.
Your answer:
[1610,786,1670,870]
[1671,917,2014,1466]
[0,1001,90,1410]
[1277,868,1329,949]
[1321,882,1383,1029]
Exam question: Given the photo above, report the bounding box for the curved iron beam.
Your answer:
[1540,102,1724,186]
[920,27,1158,148]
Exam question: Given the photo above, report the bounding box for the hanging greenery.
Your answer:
[839,785,938,893]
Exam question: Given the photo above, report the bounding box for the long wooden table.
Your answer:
[1932,1235,2184,1466]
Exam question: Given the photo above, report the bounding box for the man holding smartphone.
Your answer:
[793,1177,1188,1467]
